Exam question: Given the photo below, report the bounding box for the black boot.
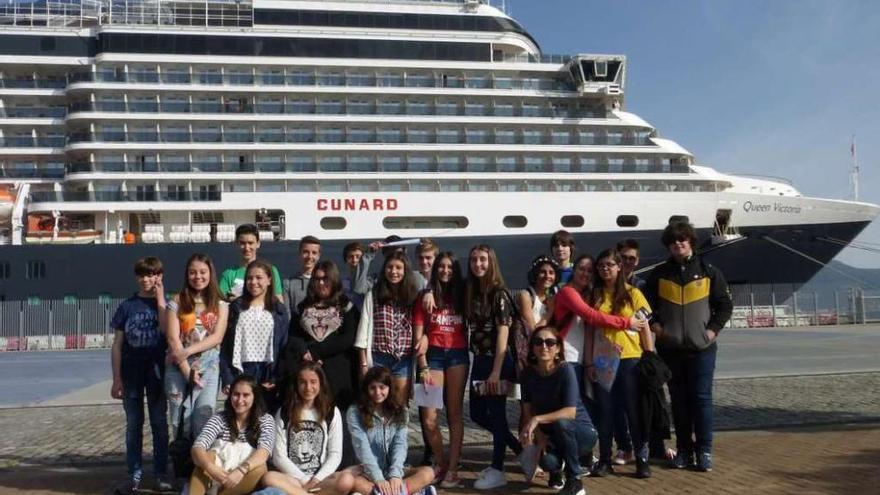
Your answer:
[635,457,652,479]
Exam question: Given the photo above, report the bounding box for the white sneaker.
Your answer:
[474,467,507,490]
[518,444,539,482]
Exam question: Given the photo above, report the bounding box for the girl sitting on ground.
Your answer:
[262,361,347,495]
[188,374,275,495]
[338,366,436,495]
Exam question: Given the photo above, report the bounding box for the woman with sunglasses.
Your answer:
[520,326,597,495]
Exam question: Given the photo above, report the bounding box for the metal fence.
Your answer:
[1,286,879,351]
[728,285,880,328]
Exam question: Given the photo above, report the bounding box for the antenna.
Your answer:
[850,135,859,201]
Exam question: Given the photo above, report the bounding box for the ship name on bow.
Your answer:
[742,201,801,214]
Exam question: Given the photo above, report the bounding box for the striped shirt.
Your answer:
[193,413,276,453]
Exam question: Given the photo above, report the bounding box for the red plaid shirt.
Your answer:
[371,301,413,359]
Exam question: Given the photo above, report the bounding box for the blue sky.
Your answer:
[507,0,880,267]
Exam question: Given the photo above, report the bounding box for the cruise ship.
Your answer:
[0,0,877,300]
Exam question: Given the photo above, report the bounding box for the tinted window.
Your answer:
[617,215,639,227]
[561,215,585,228]
[503,215,528,228]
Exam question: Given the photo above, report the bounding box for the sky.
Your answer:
[505,0,880,268]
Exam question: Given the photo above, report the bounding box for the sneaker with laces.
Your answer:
[696,452,713,472]
[613,449,634,466]
[474,467,507,490]
[154,474,173,492]
[115,474,141,495]
[412,486,437,495]
[668,450,695,470]
[590,460,614,477]
[440,471,461,489]
[548,470,565,490]
[557,477,585,495]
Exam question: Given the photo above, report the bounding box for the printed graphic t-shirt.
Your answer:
[111,294,165,357]
[412,292,467,349]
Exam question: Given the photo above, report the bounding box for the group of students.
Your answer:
[111,222,732,495]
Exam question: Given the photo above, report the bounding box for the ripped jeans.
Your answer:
[165,348,220,440]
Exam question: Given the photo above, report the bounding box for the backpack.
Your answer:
[510,288,537,380]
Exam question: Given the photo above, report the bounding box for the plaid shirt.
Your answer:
[372,300,413,359]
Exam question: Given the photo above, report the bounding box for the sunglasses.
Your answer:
[530,337,558,348]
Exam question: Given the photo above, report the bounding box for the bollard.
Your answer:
[860,289,866,325]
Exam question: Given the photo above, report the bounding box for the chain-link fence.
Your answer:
[1,287,878,351]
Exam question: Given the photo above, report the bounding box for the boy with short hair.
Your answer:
[617,238,647,291]
[550,230,576,286]
[415,238,438,284]
[342,241,366,310]
[283,235,321,314]
[110,257,171,493]
[219,223,283,301]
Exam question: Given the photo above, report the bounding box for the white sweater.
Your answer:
[272,407,343,482]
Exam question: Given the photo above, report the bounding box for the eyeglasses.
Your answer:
[530,337,558,348]
[597,262,618,269]
[313,276,329,284]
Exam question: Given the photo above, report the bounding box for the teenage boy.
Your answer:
[415,238,438,284]
[110,257,171,493]
[645,222,732,472]
[219,223,283,301]
[283,235,321,314]
[342,241,366,310]
[617,239,647,291]
[550,230,576,286]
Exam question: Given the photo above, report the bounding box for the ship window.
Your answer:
[561,215,585,228]
[349,128,372,143]
[669,215,690,224]
[503,215,528,228]
[552,157,572,172]
[524,157,545,172]
[407,100,430,115]
[320,217,347,230]
[523,130,543,145]
[383,216,468,229]
[496,157,517,172]
[436,129,459,144]
[617,215,639,227]
[495,130,516,145]
[26,260,46,280]
[348,156,374,172]
[0,261,9,279]
[379,156,404,172]
[494,103,514,116]
[438,156,462,172]
[350,180,377,192]
[408,156,431,172]
[407,129,431,144]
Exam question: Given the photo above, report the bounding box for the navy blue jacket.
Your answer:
[220,298,290,387]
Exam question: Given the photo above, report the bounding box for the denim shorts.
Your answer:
[372,352,413,378]
[426,346,470,371]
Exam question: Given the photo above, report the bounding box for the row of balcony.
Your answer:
[2,160,688,178]
[62,101,603,119]
[67,71,575,92]
[0,136,66,147]
[65,130,651,146]
[29,190,222,202]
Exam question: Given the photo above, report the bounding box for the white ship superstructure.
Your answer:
[0,0,877,297]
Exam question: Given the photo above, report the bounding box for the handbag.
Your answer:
[169,370,196,479]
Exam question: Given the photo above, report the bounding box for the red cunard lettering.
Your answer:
[315,198,399,211]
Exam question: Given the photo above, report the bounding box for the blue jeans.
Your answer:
[165,349,220,439]
[426,346,469,371]
[372,351,413,378]
[539,419,598,478]
[661,343,717,454]
[469,354,520,470]
[595,358,646,462]
[122,353,168,478]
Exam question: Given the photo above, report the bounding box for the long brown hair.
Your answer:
[222,374,265,448]
[527,325,566,366]
[242,259,277,312]
[300,260,349,312]
[374,251,417,307]
[589,249,633,315]
[428,251,465,313]
[284,362,334,431]
[178,253,222,315]
[357,366,406,429]
[465,244,506,319]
